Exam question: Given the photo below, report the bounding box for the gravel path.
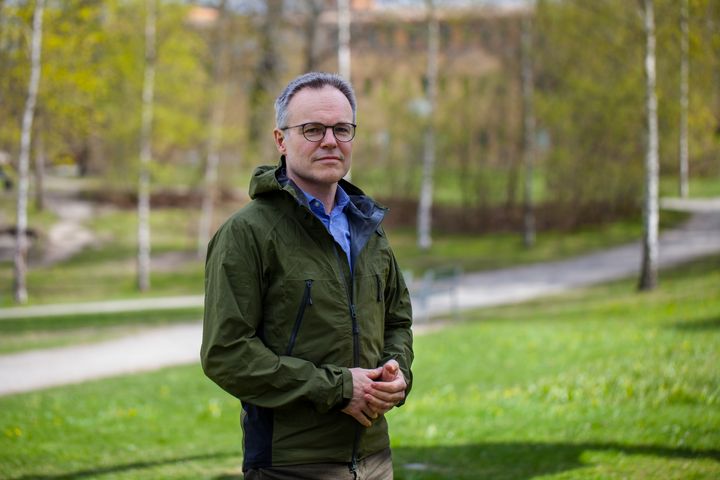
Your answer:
[1,204,718,397]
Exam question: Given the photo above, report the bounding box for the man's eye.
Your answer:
[304,125,324,136]
[335,125,351,135]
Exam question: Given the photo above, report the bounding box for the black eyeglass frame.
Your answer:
[280,122,357,142]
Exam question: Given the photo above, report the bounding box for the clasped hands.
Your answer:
[341,359,406,427]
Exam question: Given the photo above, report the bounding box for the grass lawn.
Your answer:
[659,175,720,198]
[1,257,718,479]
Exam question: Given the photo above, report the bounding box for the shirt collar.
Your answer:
[303,185,350,217]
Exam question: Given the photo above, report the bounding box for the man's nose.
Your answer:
[320,127,337,147]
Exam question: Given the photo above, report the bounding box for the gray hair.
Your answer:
[275,72,357,129]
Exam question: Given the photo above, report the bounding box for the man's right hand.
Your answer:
[341,367,383,427]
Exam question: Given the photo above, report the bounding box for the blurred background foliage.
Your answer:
[0,0,718,302]
[1,0,718,218]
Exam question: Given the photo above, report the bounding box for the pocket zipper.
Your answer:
[286,279,313,355]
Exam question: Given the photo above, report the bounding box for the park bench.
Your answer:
[407,265,463,323]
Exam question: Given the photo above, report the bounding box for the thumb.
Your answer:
[382,361,399,380]
[366,366,383,380]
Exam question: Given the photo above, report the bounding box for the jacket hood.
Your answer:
[249,160,284,200]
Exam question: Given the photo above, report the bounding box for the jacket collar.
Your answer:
[250,156,388,262]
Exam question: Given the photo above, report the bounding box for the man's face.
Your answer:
[274,86,354,193]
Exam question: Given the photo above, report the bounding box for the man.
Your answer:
[201,72,414,480]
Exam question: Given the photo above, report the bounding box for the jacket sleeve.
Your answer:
[380,249,414,405]
[200,218,353,412]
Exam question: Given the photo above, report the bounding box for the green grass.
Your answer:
[1,257,718,479]
[660,175,720,198]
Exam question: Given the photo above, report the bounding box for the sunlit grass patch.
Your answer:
[1,257,718,479]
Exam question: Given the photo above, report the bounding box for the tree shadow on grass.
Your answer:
[393,441,720,479]
[12,451,240,480]
[669,315,720,332]
[11,441,719,480]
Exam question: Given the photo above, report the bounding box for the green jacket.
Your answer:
[201,158,414,471]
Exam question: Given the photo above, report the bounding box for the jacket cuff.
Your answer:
[338,367,353,409]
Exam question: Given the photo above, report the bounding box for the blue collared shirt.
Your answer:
[303,186,352,270]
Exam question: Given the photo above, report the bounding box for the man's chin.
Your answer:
[314,166,349,184]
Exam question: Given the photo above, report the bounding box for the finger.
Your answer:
[364,385,400,401]
[362,408,379,420]
[354,411,372,427]
[370,379,407,395]
[365,393,393,411]
[368,392,404,407]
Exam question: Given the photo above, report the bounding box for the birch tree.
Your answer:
[417,0,438,250]
[337,0,351,79]
[338,0,352,181]
[197,0,230,258]
[520,12,536,248]
[678,0,689,198]
[639,0,659,291]
[34,123,45,211]
[137,0,157,292]
[13,0,45,304]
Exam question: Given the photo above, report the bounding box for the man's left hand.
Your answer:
[363,359,407,416]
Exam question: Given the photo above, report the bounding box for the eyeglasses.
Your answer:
[281,122,357,142]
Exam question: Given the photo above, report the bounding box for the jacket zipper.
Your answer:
[331,248,361,475]
[285,279,313,356]
[375,273,382,302]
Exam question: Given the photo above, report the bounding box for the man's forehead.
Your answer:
[289,86,351,109]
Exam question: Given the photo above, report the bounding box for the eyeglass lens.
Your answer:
[302,123,355,142]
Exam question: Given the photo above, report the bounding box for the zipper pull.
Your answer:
[350,304,357,320]
[305,279,313,305]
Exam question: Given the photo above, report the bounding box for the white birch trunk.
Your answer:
[13,0,45,304]
[198,0,229,259]
[338,0,352,181]
[337,0,351,80]
[521,14,536,248]
[34,126,45,211]
[417,0,438,251]
[137,0,157,292]
[678,0,689,198]
[639,0,660,291]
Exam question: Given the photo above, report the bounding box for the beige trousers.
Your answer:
[244,447,393,480]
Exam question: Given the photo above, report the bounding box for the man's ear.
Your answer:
[273,128,287,154]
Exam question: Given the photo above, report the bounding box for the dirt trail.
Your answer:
[39,193,96,266]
